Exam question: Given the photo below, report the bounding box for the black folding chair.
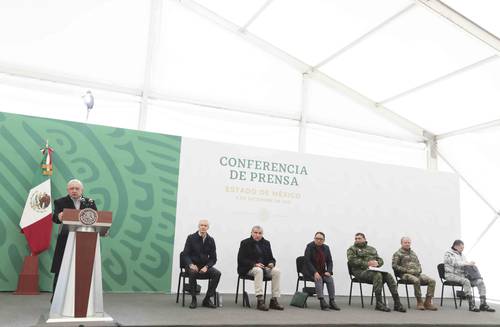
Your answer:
[437,263,463,309]
[393,269,429,309]
[176,252,217,307]
[295,256,315,292]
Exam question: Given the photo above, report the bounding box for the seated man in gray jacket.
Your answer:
[444,240,495,312]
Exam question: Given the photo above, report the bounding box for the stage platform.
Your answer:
[2,293,499,327]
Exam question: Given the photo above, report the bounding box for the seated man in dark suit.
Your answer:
[304,232,340,311]
[51,179,97,300]
[237,225,284,311]
[183,219,221,309]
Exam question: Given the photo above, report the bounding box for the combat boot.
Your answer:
[479,296,496,312]
[393,294,407,313]
[319,298,329,311]
[269,297,284,310]
[416,297,425,310]
[374,293,390,312]
[424,296,438,311]
[467,295,480,312]
[256,295,268,311]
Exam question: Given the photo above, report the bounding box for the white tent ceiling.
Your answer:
[0,0,499,297]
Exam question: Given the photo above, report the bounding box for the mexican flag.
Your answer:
[19,143,54,255]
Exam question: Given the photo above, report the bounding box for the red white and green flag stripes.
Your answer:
[19,142,54,255]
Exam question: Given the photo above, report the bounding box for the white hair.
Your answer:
[400,236,411,243]
[252,225,263,232]
[67,179,83,189]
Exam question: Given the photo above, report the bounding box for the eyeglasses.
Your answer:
[314,237,325,241]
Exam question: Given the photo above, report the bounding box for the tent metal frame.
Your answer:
[0,0,498,244]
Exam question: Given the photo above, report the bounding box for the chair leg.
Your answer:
[176,273,182,303]
[349,281,353,305]
[459,286,463,307]
[405,283,410,308]
[360,283,364,308]
[296,278,299,292]
[440,284,444,306]
[235,277,240,304]
[182,276,186,307]
[383,286,386,305]
[264,280,268,302]
[242,278,246,306]
[452,286,457,309]
[370,288,374,305]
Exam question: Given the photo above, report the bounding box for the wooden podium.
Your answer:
[48,208,113,323]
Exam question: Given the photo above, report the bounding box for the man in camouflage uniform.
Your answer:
[347,233,406,312]
[392,237,437,310]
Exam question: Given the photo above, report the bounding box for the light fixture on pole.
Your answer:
[82,90,94,121]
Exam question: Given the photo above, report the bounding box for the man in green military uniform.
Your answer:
[347,233,406,312]
[392,237,437,311]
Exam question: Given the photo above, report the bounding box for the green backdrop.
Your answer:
[0,112,180,292]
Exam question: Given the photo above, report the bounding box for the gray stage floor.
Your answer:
[1,292,500,327]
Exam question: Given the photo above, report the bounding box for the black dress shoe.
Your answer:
[202,298,217,308]
[329,299,341,311]
[189,297,197,309]
[319,298,329,311]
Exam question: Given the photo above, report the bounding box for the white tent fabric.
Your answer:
[0,0,499,298]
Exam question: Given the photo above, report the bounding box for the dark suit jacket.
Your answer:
[303,241,333,279]
[50,195,97,273]
[182,232,217,269]
[237,236,276,275]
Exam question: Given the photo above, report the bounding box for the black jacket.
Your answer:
[182,232,217,269]
[237,236,276,275]
[303,241,333,279]
[50,195,97,273]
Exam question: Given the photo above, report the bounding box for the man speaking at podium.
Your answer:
[50,179,97,299]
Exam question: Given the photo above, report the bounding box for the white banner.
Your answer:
[173,138,460,296]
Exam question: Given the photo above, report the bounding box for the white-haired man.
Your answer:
[392,237,437,310]
[237,226,284,311]
[182,219,221,309]
[50,179,96,300]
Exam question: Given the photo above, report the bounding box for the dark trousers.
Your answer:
[188,266,221,298]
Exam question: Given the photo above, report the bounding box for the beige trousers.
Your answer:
[247,266,281,298]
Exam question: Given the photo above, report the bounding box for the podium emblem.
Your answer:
[79,208,98,225]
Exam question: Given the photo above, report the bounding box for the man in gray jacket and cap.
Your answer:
[444,239,495,312]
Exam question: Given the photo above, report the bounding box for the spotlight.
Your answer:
[82,90,94,121]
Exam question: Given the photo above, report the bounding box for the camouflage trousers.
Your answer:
[446,273,486,297]
[401,273,436,298]
[358,270,399,298]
